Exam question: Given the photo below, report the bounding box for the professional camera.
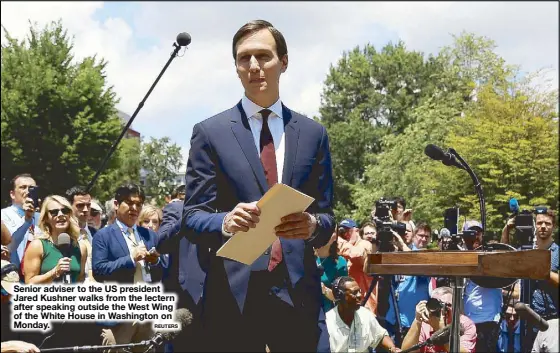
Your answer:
[426,298,450,317]
[508,198,535,247]
[372,198,407,252]
[441,207,465,251]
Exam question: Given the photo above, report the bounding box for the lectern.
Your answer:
[366,249,551,352]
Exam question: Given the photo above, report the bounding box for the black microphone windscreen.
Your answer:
[176,32,191,46]
[160,308,193,341]
[424,144,446,161]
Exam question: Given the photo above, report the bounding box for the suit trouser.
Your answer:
[200,267,325,352]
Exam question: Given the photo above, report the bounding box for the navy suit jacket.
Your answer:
[92,223,163,284]
[181,101,335,313]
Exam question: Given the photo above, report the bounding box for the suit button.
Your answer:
[286,249,292,254]
[264,250,270,255]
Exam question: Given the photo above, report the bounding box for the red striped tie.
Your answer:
[259,109,283,271]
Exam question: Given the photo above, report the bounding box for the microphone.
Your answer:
[514,302,549,332]
[150,308,193,345]
[439,228,451,240]
[401,325,452,353]
[424,144,465,170]
[509,198,520,214]
[57,233,72,284]
[176,32,191,47]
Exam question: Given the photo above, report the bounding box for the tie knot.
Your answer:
[127,228,134,235]
[260,109,272,121]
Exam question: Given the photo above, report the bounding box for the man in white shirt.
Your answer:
[326,276,400,353]
[0,174,41,270]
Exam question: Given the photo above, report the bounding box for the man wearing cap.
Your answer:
[337,219,377,312]
[88,200,103,231]
[461,220,502,353]
[1,260,41,353]
[402,286,477,353]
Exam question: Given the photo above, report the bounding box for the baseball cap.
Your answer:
[463,220,483,231]
[339,219,358,229]
[1,260,20,296]
[90,201,103,213]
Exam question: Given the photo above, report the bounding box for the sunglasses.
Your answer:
[90,210,100,216]
[48,208,72,217]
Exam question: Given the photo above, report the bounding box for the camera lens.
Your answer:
[426,298,443,316]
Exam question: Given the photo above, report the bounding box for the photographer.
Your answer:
[401,286,477,353]
[1,174,41,270]
[461,220,502,353]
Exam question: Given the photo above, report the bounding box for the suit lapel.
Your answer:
[230,101,268,193]
[281,104,299,185]
[112,224,130,256]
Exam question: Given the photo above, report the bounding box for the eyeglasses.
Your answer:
[90,210,100,217]
[505,314,518,319]
[75,202,91,209]
[48,208,72,217]
[364,231,376,235]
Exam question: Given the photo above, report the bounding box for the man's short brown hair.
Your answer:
[232,20,288,61]
[535,208,557,228]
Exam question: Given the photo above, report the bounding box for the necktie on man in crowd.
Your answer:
[127,228,144,283]
[259,109,283,272]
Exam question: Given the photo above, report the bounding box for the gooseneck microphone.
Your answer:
[86,32,192,192]
[56,233,72,284]
[424,144,465,170]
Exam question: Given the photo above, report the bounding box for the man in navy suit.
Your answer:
[179,20,334,352]
[92,183,164,349]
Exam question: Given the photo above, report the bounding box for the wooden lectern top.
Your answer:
[366,249,550,280]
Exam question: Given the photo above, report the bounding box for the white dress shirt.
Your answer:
[326,306,388,353]
[115,219,152,283]
[222,95,286,237]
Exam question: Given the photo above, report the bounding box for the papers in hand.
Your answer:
[216,184,315,265]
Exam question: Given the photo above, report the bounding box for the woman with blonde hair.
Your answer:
[137,204,163,232]
[23,195,86,284]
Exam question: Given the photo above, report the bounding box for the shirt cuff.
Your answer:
[222,215,235,238]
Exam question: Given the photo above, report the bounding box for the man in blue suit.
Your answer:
[179,20,334,352]
[92,183,164,349]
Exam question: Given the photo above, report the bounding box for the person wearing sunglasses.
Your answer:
[88,200,103,231]
[22,195,86,284]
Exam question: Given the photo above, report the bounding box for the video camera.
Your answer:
[372,198,407,252]
[508,198,536,247]
[441,207,476,251]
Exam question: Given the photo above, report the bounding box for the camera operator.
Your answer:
[461,220,503,353]
[391,197,414,225]
[401,286,477,353]
[337,219,376,312]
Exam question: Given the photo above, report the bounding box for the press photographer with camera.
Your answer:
[401,287,477,353]
[1,174,42,271]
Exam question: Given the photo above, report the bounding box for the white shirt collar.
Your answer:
[115,219,136,234]
[241,95,283,120]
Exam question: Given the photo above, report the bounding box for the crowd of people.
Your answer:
[1,19,558,353]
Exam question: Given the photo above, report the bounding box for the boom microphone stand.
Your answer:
[86,32,192,193]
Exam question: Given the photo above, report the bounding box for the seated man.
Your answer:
[402,286,477,353]
[326,276,400,353]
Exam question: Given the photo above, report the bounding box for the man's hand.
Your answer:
[402,208,413,222]
[1,245,10,261]
[144,248,160,265]
[275,212,316,240]
[132,245,148,263]
[23,197,35,222]
[224,202,260,234]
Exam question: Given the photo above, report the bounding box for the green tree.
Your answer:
[90,137,141,202]
[1,20,122,205]
[140,137,182,206]
[318,41,450,218]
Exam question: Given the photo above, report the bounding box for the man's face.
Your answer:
[415,228,430,249]
[10,177,36,206]
[72,194,92,225]
[115,194,143,228]
[535,214,554,240]
[505,306,518,328]
[342,281,362,309]
[88,208,102,230]
[403,223,414,245]
[235,29,287,105]
[362,226,377,242]
[392,202,405,221]
[464,229,483,250]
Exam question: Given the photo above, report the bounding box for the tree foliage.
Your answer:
[1,20,122,205]
[140,137,182,207]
